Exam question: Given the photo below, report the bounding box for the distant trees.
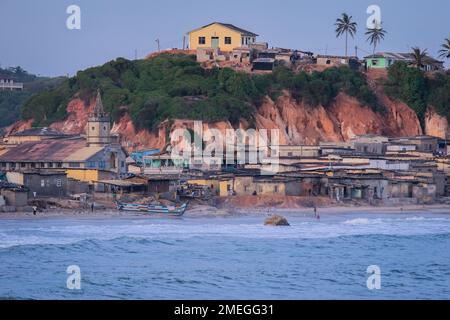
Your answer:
[365,26,387,54]
[21,54,384,131]
[385,61,450,123]
[335,13,358,57]
[438,38,450,59]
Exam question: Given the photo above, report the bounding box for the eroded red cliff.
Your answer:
[7,86,446,151]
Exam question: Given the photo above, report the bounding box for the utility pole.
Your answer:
[182,36,186,51]
[355,46,358,58]
[155,39,160,52]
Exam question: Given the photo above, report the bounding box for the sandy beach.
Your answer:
[1,203,449,220]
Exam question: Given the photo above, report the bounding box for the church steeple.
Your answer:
[86,89,111,147]
[92,89,107,119]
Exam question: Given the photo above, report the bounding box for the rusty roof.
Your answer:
[0,138,87,162]
[9,127,69,137]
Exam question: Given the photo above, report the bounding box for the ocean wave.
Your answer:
[1,215,450,249]
[342,218,381,225]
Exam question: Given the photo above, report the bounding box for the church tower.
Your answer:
[86,90,111,147]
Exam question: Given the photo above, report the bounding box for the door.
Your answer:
[211,37,219,49]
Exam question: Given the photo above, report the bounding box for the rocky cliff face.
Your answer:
[425,107,449,139]
[5,87,446,150]
[254,90,423,145]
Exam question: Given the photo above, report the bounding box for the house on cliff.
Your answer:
[188,22,258,52]
[364,52,444,71]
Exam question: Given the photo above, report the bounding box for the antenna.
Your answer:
[182,36,186,50]
[155,39,160,52]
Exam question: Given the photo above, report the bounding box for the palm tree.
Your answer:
[365,27,387,54]
[335,13,357,57]
[438,38,450,59]
[410,47,428,69]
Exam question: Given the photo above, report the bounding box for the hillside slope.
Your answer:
[7,54,450,148]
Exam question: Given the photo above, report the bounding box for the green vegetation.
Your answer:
[385,61,450,122]
[20,54,382,131]
[439,38,450,59]
[0,91,30,128]
[0,67,65,129]
[266,65,381,112]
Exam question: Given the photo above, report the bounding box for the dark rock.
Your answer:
[264,215,290,226]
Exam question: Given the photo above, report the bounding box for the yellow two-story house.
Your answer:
[188,22,258,52]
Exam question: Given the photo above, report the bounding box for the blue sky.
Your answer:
[1,0,449,76]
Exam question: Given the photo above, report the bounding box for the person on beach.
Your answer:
[32,206,37,216]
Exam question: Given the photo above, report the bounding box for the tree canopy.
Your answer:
[21,54,384,130]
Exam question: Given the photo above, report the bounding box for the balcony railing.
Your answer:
[0,82,24,90]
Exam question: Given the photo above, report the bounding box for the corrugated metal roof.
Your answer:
[97,180,146,187]
[9,127,68,137]
[0,138,86,162]
[63,146,104,162]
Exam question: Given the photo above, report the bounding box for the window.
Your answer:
[274,185,279,193]
[87,161,96,168]
[57,163,62,168]
[326,60,331,65]
[48,163,53,168]
[287,152,293,157]
[225,37,232,45]
[92,127,95,131]
[41,180,45,187]
[69,162,81,168]
[0,162,6,168]
[21,163,26,168]
[372,59,378,66]
[121,161,125,168]
[31,163,35,168]
[99,161,106,169]
[198,37,206,45]
[40,163,45,168]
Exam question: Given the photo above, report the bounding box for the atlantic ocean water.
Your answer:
[0,211,449,299]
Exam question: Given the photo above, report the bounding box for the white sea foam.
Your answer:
[342,218,373,225]
[0,214,449,249]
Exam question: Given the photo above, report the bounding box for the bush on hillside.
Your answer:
[20,54,383,130]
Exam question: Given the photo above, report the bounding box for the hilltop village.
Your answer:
[0,22,449,213]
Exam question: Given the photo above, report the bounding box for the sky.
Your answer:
[1,0,449,77]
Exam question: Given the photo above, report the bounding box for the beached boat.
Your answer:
[116,201,188,216]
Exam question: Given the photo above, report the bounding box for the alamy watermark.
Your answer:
[170,121,280,174]
[367,5,382,29]
[366,265,381,290]
[66,5,81,30]
[66,265,81,290]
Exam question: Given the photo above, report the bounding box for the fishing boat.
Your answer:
[116,201,188,216]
